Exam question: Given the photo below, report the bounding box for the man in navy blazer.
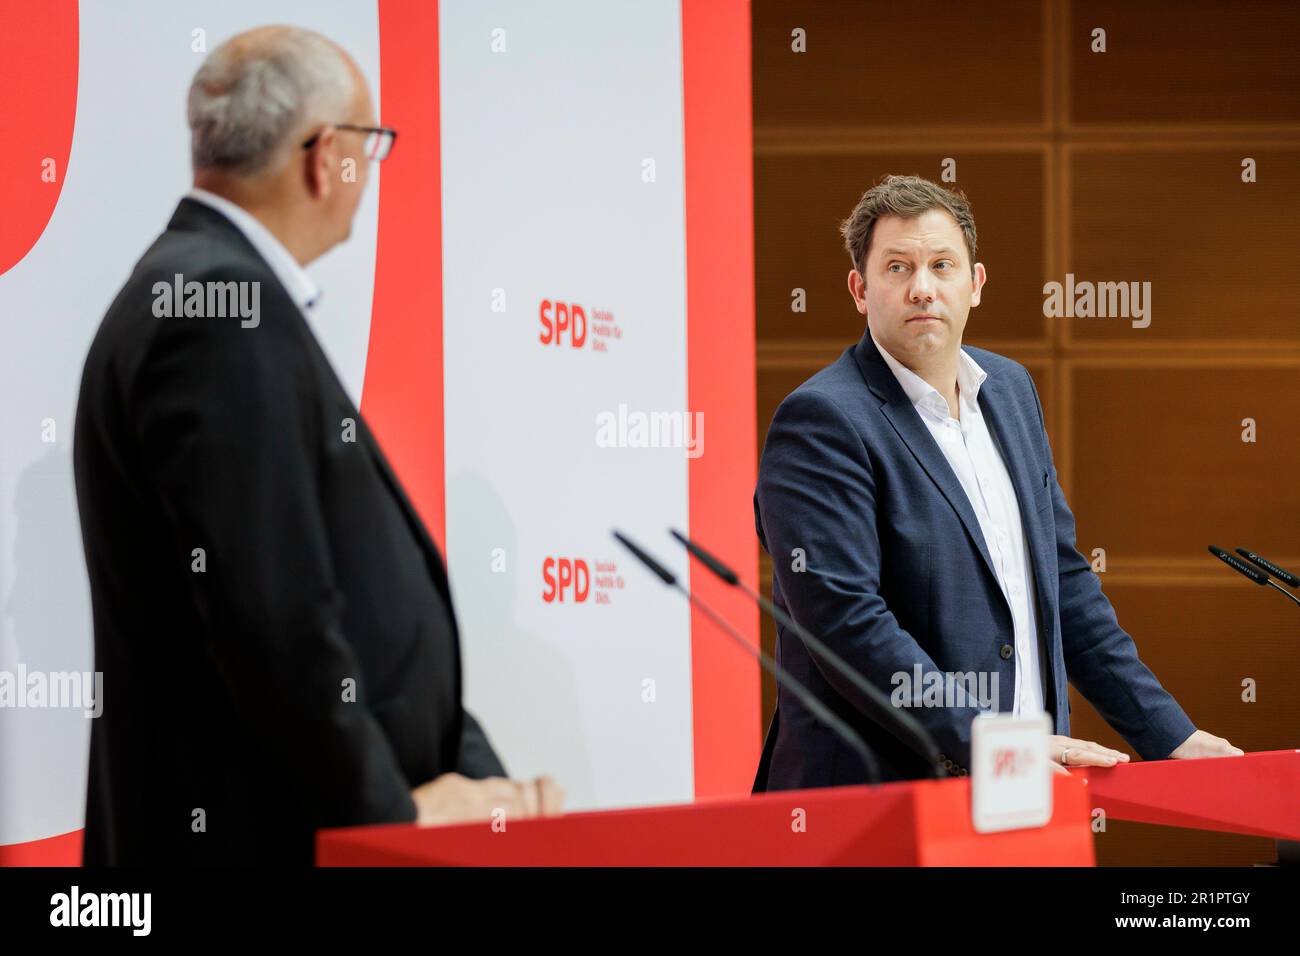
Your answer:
[754,175,1241,790]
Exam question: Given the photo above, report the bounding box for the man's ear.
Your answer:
[304,127,336,201]
[969,262,987,307]
[847,269,868,315]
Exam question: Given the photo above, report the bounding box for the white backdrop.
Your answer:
[0,0,381,846]
[0,0,716,848]
[441,0,694,810]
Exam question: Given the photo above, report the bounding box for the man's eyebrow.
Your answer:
[880,245,959,258]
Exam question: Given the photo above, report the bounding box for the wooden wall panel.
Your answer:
[754,0,1045,130]
[1069,585,1300,758]
[1068,0,1300,126]
[1067,363,1300,563]
[1072,582,1300,866]
[753,0,1300,866]
[1067,146,1300,345]
[756,150,1049,343]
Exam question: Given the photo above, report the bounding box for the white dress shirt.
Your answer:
[185,188,321,314]
[871,330,1045,716]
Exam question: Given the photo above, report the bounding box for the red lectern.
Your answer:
[317,773,1094,866]
[1067,749,1300,841]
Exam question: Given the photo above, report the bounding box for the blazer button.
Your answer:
[1000,644,1013,660]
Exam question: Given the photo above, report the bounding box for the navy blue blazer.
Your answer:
[753,329,1196,790]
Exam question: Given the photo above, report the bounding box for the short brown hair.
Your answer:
[839,174,978,277]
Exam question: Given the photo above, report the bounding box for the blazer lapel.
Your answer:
[978,375,1060,631]
[852,332,999,587]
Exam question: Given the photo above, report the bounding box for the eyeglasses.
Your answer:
[301,124,398,161]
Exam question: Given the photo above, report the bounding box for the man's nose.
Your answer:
[908,269,937,302]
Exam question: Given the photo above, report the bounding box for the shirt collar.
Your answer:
[869,326,988,419]
[185,188,321,313]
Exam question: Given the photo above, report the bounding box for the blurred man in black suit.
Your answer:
[74,25,562,865]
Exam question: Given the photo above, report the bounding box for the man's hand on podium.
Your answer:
[1168,729,1245,759]
[1047,734,1132,774]
[410,773,566,827]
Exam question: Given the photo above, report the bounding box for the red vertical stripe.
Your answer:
[2,4,443,867]
[682,0,760,797]
[0,0,77,277]
[0,0,80,866]
[364,0,447,548]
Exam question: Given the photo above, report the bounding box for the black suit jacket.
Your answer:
[74,198,504,865]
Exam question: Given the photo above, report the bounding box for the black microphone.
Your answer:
[1208,545,1268,584]
[670,529,947,780]
[1235,548,1300,588]
[611,529,885,785]
[1209,545,1300,608]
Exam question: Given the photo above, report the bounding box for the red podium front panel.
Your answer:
[1068,749,1300,840]
[317,773,1094,866]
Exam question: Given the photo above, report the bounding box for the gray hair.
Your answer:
[187,26,356,175]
